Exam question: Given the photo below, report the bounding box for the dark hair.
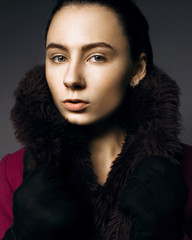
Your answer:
[45,0,153,72]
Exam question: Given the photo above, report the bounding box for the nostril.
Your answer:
[64,81,85,90]
[63,75,86,89]
[73,83,84,90]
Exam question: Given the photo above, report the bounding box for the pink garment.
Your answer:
[0,148,24,239]
[182,144,192,240]
[0,145,191,239]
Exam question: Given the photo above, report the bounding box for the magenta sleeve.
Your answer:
[0,149,24,239]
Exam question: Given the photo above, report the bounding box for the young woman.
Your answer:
[0,0,190,239]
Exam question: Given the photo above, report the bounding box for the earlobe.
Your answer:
[130,53,147,87]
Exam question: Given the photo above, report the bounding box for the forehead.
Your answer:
[46,4,129,50]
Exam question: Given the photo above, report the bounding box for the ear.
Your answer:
[130,53,147,87]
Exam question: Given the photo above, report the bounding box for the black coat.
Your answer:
[10,65,185,239]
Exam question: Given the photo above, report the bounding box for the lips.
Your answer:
[63,99,89,112]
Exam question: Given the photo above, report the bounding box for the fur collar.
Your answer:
[10,65,182,239]
[11,65,182,166]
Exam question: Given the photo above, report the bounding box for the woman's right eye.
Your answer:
[52,55,67,63]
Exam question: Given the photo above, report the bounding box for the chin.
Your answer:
[64,115,94,126]
[63,110,119,127]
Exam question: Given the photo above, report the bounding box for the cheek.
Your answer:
[90,73,129,114]
[45,64,54,89]
[45,65,63,98]
[97,67,130,99]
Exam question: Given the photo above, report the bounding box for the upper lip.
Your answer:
[63,99,89,103]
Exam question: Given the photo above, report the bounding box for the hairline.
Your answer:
[46,2,129,49]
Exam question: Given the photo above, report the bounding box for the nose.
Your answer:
[63,61,86,90]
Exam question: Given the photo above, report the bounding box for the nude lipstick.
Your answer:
[63,99,89,112]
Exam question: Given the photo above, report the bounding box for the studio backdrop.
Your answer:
[0,0,191,158]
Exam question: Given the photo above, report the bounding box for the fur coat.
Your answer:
[10,65,183,239]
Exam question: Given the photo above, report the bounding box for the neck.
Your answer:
[89,121,126,185]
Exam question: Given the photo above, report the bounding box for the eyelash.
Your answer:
[51,54,107,64]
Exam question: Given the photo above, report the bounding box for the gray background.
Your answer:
[0,0,191,158]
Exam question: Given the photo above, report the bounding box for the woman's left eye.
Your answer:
[52,55,67,63]
[89,55,106,63]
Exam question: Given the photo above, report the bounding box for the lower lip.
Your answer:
[63,101,88,112]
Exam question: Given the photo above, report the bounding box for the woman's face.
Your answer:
[46,4,135,125]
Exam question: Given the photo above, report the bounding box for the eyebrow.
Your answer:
[46,42,114,51]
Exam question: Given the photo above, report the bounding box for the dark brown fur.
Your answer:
[10,65,182,239]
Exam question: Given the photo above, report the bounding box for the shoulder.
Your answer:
[180,143,192,237]
[181,143,192,163]
[0,148,25,191]
[0,149,24,238]
[181,143,192,189]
